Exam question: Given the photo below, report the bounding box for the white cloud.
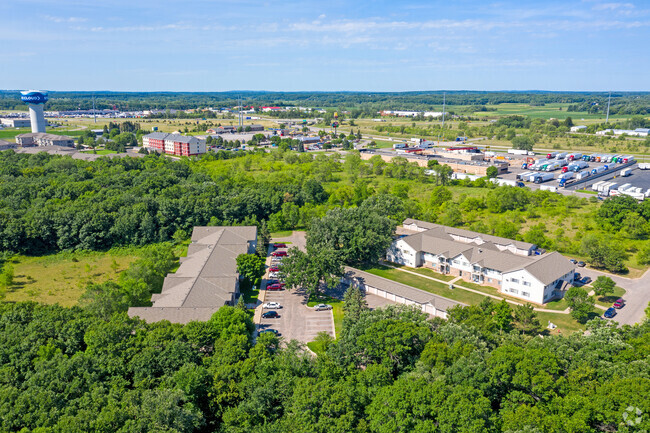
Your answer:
[43,15,87,23]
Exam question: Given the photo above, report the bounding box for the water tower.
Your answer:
[20,90,48,133]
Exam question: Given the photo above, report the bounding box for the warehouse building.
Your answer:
[15,132,74,147]
[387,219,575,305]
[0,118,31,128]
[128,226,257,324]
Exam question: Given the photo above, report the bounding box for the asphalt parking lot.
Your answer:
[257,233,334,343]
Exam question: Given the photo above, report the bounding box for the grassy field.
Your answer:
[4,248,145,307]
[81,149,118,155]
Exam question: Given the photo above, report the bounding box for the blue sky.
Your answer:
[1,0,648,91]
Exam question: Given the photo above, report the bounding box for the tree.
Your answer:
[564,286,595,323]
[592,276,616,298]
[307,207,395,266]
[342,285,368,333]
[580,235,628,273]
[512,135,534,151]
[486,165,498,179]
[280,246,343,297]
[427,158,439,168]
[236,254,266,286]
[430,163,453,185]
[513,303,542,334]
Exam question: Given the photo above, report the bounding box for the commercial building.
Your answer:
[570,125,587,132]
[128,226,257,324]
[15,132,74,147]
[142,132,206,156]
[596,128,650,137]
[387,219,575,305]
[0,118,31,128]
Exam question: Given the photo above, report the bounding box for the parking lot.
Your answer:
[256,233,335,343]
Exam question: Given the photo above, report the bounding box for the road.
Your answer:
[580,267,650,325]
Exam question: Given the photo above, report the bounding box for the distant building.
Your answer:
[247,124,264,132]
[0,139,17,150]
[596,128,649,137]
[570,125,587,132]
[0,118,31,128]
[217,125,237,133]
[142,132,206,156]
[15,132,74,147]
[128,226,257,324]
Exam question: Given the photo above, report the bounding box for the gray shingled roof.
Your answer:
[144,132,170,140]
[164,134,198,144]
[520,252,575,285]
[344,267,464,313]
[128,226,256,324]
[402,218,535,251]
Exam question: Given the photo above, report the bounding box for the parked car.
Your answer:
[259,329,280,336]
[266,279,285,286]
[569,259,577,264]
[266,283,284,291]
[577,261,586,267]
[613,299,625,309]
[314,304,333,311]
[271,251,288,257]
[262,311,280,319]
[269,266,280,272]
[271,257,284,263]
[269,272,280,278]
[574,273,581,281]
[273,243,287,248]
[603,307,617,319]
[263,302,282,309]
[581,276,592,285]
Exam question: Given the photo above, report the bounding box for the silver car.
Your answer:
[314,304,333,311]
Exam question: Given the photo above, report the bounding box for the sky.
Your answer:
[1,0,649,92]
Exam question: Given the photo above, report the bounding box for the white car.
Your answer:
[314,304,333,311]
[263,302,282,309]
[269,272,280,278]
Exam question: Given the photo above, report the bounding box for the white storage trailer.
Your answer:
[621,168,632,177]
[533,173,554,184]
[576,170,591,180]
[592,181,606,191]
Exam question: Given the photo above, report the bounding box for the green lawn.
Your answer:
[270,230,293,238]
[81,149,118,155]
[575,189,598,195]
[594,286,626,308]
[536,311,586,334]
[4,248,145,307]
[390,264,456,282]
[240,280,260,305]
[362,265,486,305]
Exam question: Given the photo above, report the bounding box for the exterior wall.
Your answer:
[359,281,446,319]
[164,140,175,153]
[386,239,420,267]
[501,269,546,304]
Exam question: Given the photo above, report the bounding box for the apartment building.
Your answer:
[142,132,206,156]
[388,219,575,304]
[128,226,257,324]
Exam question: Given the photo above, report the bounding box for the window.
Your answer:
[510,288,519,294]
[522,291,530,297]
[523,281,531,287]
[511,278,519,284]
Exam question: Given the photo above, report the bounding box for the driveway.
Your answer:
[579,267,650,326]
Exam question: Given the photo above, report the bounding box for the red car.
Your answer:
[274,243,287,248]
[266,279,285,287]
[269,266,280,272]
[613,298,625,309]
[267,283,284,291]
[271,251,287,257]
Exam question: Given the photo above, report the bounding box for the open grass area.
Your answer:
[386,263,455,281]
[536,311,586,334]
[81,149,118,155]
[594,286,626,308]
[575,189,598,194]
[362,265,485,305]
[240,280,260,305]
[270,230,293,238]
[4,248,145,307]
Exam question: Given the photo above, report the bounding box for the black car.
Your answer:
[581,276,592,285]
[577,261,586,267]
[262,311,280,319]
[574,273,581,281]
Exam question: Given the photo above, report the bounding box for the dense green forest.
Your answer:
[1,149,649,272]
[1,298,648,432]
[1,90,649,115]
